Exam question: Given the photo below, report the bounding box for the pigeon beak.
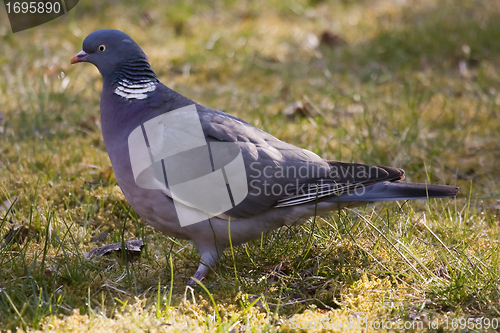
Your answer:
[71,50,89,64]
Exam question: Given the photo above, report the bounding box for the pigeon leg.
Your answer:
[187,262,211,285]
[187,243,223,285]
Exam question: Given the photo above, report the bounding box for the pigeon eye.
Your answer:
[98,45,107,52]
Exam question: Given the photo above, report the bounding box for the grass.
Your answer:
[1,0,500,331]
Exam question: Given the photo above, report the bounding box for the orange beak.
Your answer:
[71,50,89,64]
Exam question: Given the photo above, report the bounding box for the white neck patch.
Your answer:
[114,79,157,100]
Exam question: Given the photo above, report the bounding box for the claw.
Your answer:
[187,270,206,285]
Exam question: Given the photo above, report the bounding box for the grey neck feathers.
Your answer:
[112,57,158,100]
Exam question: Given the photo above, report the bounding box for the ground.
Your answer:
[1,0,500,331]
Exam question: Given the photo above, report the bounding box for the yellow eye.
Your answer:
[98,45,107,52]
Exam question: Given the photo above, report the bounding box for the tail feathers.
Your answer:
[337,181,459,202]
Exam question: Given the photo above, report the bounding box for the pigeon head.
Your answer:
[71,29,151,79]
[72,29,159,100]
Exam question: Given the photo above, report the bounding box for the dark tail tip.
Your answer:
[394,182,460,198]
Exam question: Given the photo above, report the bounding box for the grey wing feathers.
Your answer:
[198,107,329,218]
